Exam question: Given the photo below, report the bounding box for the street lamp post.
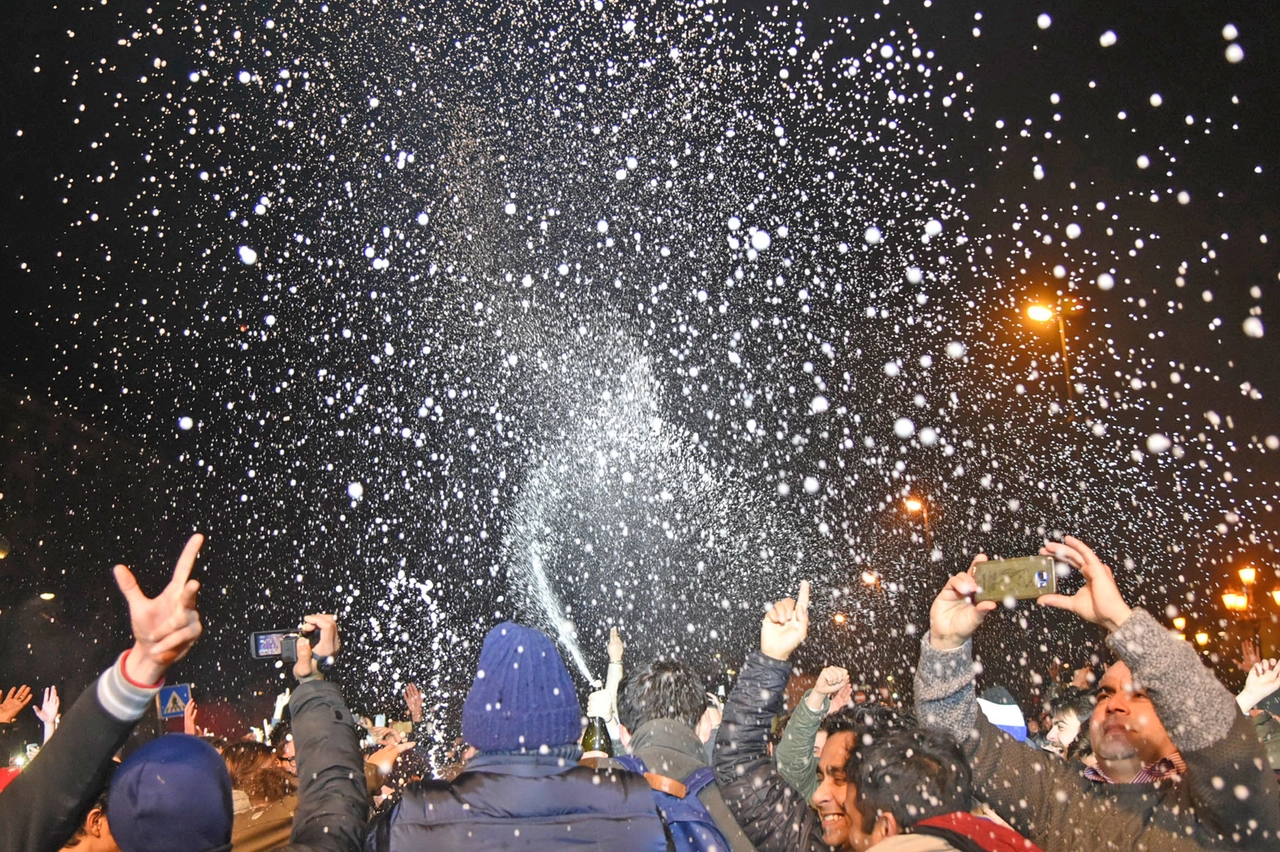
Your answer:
[904,497,932,553]
[1026,297,1085,411]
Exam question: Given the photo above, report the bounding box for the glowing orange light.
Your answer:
[833,613,847,625]
[1172,617,1186,630]
[38,593,55,601]
[861,571,879,586]
[1026,304,1055,322]
[1238,566,1257,585]
[1194,632,1210,646]
[1271,590,1280,608]
[1222,592,1249,612]
[904,498,924,512]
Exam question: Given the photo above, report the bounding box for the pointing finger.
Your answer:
[796,580,811,613]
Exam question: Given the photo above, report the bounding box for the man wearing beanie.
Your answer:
[367,621,667,850]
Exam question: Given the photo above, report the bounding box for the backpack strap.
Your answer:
[681,766,716,798]
[615,754,690,798]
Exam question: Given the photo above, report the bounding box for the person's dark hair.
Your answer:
[1049,686,1096,722]
[269,719,293,752]
[1065,730,1093,764]
[62,768,115,847]
[856,728,973,834]
[223,741,296,805]
[821,703,909,779]
[618,659,706,731]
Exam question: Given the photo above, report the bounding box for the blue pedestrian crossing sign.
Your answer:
[158,684,192,719]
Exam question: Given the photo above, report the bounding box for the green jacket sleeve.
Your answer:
[774,689,824,802]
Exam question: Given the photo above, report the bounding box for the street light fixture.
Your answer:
[903,497,932,553]
[1222,592,1250,613]
[1026,297,1086,410]
[1194,632,1210,646]
[1239,566,1258,586]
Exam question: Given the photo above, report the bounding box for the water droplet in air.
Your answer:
[347,482,364,500]
[178,416,194,431]
[894,417,916,439]
[238,246,258,265]
[1242,317,1264,338]
[1099,30,1117,48]
[1037,14,1051,30]
[1097,273,1115,291]
[864,226,882,244]
[1226,44,1245,64]
[1146,434,1172,454]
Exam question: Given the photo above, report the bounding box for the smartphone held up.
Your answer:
[973,555,1057,604]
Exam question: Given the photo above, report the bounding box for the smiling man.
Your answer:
[715,583,1037,852]
[1043,687,1093,757]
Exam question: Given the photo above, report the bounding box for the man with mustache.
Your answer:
[915,536,1280,851]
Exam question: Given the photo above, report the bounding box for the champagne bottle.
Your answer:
[581,716,613,758]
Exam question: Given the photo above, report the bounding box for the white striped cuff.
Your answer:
[96,654,162,723]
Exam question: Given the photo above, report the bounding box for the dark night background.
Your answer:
[1,0,1278,750]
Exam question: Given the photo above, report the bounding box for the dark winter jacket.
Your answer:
[714,651,829,852]
[365,749,667,851]
[277,679,369,852]
[610,717,756,851]
[0,656,159,852]
[915,608,1280,851]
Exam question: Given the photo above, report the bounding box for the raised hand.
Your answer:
[760,580,810,661]
[292,634,316,680]
[404,682,424,722]
[368,740,416,776]
[114,534,205,685]
[929,556,998,651]
[1036,536,1133,632]
[805,666,849,711]
[607,626,625,664]
[300,613,340,659]
[184,697,200,736]
[1238,658,1280,713]
[1235,638,1262,674]
[0,686,33,724]
[827,681,855,716]
[32,686,59,728]
[272,687,292,721]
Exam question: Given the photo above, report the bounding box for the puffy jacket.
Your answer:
[714,652,828,852]
[365,750,667,851]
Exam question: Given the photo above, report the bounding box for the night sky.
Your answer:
[1,0,1278,749]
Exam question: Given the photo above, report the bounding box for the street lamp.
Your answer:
[1026,297,1086,409]
[904,497,932,553]
[1222,592,1250,613]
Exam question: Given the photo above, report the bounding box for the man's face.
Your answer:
[1088,662,1175,765]
[811,732,874,850]
[1046,709,1082,752]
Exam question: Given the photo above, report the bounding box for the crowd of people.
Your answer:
[1,532,1279,851]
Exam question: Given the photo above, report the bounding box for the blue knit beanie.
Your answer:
[109,734,233,852]
[461,621,581,752]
